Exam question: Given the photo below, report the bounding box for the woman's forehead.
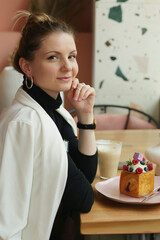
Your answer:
[39,32,77,53]
[42,32,75,45]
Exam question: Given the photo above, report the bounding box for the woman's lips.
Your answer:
[57,77,72,82]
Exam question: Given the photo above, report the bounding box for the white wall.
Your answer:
[93,0,160,121]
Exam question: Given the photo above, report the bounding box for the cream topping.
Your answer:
[128,161,147,173]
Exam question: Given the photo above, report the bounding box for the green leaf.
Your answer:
[126,160,132,166]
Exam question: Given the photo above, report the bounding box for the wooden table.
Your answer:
[80,129,160,235]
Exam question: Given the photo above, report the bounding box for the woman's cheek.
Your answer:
[74,62,79,77]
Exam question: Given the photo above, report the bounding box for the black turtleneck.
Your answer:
[23,84,97,223]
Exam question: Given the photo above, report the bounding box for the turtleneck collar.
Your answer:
[23,83,62,110]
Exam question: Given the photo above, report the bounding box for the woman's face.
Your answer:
[28,32,78,98]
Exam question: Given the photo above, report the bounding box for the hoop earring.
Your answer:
[25,76,33,89]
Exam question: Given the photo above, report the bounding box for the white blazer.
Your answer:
[0,87,77,240]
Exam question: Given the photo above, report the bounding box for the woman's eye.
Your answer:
[48,56,57,60]
[69,54,76,59]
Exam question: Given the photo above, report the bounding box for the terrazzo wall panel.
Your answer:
[93,0,160,121]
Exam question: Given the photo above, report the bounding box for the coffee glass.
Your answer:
[96,139,122,179]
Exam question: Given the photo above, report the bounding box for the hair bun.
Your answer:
[27,12,53,25]
[13,11,53,31]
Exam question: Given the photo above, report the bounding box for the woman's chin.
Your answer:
[61,83,72,92]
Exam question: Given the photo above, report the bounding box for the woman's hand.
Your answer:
[67,78,95,123]
[68,78,96,155]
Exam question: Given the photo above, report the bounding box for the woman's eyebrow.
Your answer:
[44,51,60,55]
[45,50,77,55]
[70,50,77,53]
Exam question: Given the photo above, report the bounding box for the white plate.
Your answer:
[95,176,160,205]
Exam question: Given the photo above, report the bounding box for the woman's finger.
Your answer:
[78,85,90,101]
[71,78,79,89]
[73,83,86,101]
[82,87,95,100]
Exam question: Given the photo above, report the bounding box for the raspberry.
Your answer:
[123,165,128,171]
[142,157,146,161]
[147,163,153,170]
[132,159,139,165]
[136,167,143,174]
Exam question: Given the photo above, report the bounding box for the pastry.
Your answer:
[120,152,154,198]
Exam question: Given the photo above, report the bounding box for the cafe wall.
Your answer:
[93,0,160,121]
[0,0,31,72]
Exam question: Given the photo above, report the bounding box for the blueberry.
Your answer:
[129,167,134,172]
[140,161,145,165]
[144,167,149,172]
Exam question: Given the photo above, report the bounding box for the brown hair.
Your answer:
[13,11,75,74]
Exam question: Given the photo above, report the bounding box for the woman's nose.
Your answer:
[61,59,72,71]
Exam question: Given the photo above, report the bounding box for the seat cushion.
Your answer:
[74,114,157,130]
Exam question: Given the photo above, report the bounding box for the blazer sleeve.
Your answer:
[0,121,34,240]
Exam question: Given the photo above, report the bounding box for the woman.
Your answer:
[0,11,97,240]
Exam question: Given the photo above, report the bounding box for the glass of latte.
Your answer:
[97,139,122,179]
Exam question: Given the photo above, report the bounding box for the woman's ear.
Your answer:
[19,58,32,77]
